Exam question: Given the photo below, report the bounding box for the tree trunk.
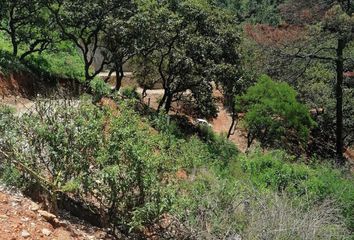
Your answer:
[157,91,167,112]
[12,38,18,57]
[115,65,124,92]
[9,27,18,57]
[9,8,18,57]
[164,92,173,113]
[335,39,345,165]
[227,106,237,139]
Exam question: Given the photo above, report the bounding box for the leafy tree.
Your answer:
[215,0,285,24]
[102,1,138,91]
[245,1,354,164]
[47,0,133,83]
[0,0,55,60]
[237,75,316,150]
[137,0,241,118]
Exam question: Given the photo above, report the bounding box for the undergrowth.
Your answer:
[0,99,353,239]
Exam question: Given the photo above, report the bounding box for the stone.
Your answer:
[21,230,30,238]
[38,210,56,221]
[30,203,40,211]
[42,228,52,236]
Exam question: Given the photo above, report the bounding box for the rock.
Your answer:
[42,228,52,236]
[13,197,22,203]
[0,215,8,220]
[38,210,56,221]
[0,193,9,203]
[21,217,30,222]
[21,230,30,238]
[227,234,242,240]
[30,202,40,211]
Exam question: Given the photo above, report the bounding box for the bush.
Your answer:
[0,100,175,233]
[244,193,349,240]
[237,75,316,150]
[239,150,354,231]
[198,125,239,165]
[121,86,140,100]
[172,167,350,240]
[90,78,111,101]
[0,99,232,235]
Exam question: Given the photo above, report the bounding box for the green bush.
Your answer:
[172,165,350,240]
[90,78,111,101]
[239,150,354,231]
[0,99,232,234]
[237,75,316,150]
[121,86,140,100]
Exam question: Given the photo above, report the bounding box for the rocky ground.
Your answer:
[0,185,113,240]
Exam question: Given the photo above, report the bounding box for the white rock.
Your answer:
[21,230,30,238]
[30,202,40,211]
[42,228,52,236]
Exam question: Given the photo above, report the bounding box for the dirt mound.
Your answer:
[0,185,112,240]
[0,72,37,97]
[0,72,83,99]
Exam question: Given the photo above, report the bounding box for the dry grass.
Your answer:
[244,194,350,240]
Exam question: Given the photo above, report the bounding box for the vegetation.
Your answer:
[1,100,353,238]
[0,0,353,239]
[237,75,316,150]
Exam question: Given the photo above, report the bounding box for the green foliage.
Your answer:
[237,75,316,149]
[199,125,239,165]
[133,0,241,117]
[216,0,285,24]
[0,33,85,80]
[239,150,354,231]
[173,169,246,239]
[0,50,28,75]
[90,78,111,101]
[26,42,85,80]
[174,157,351,239]
[121,86,140,100]
[0,0,56,59]
[0,99,235,234]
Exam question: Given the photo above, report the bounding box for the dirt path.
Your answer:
[211,107,248,153]
[1,96,35,116]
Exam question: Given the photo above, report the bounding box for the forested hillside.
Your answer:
[0,0,353,239]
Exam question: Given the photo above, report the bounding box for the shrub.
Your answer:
[0,100,175,233]
[240,150,354,231]
[121,86,140,100]
[244,193,349,240]
[0,99,232,235]
[172,167,350,240]
[237,75,316,150]
[90,78,111,101]
[198,125,239,165]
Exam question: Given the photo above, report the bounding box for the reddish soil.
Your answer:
[0,72,36,97]
[211,107,248,153]
[0,187,112,240]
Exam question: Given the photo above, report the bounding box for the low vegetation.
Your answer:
[0,0,353,239]
[1,99,353,238]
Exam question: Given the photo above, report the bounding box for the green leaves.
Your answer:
[237,75,316,149]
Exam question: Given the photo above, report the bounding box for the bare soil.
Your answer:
[0,185,112,240]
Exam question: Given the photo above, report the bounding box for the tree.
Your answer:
[245,1,354,164]
[102,1,138,91]
[47,0,133,84]
[137,0,242,118]
[237,75,316,150]
[215,0,286,24]
[0,0,55,60]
